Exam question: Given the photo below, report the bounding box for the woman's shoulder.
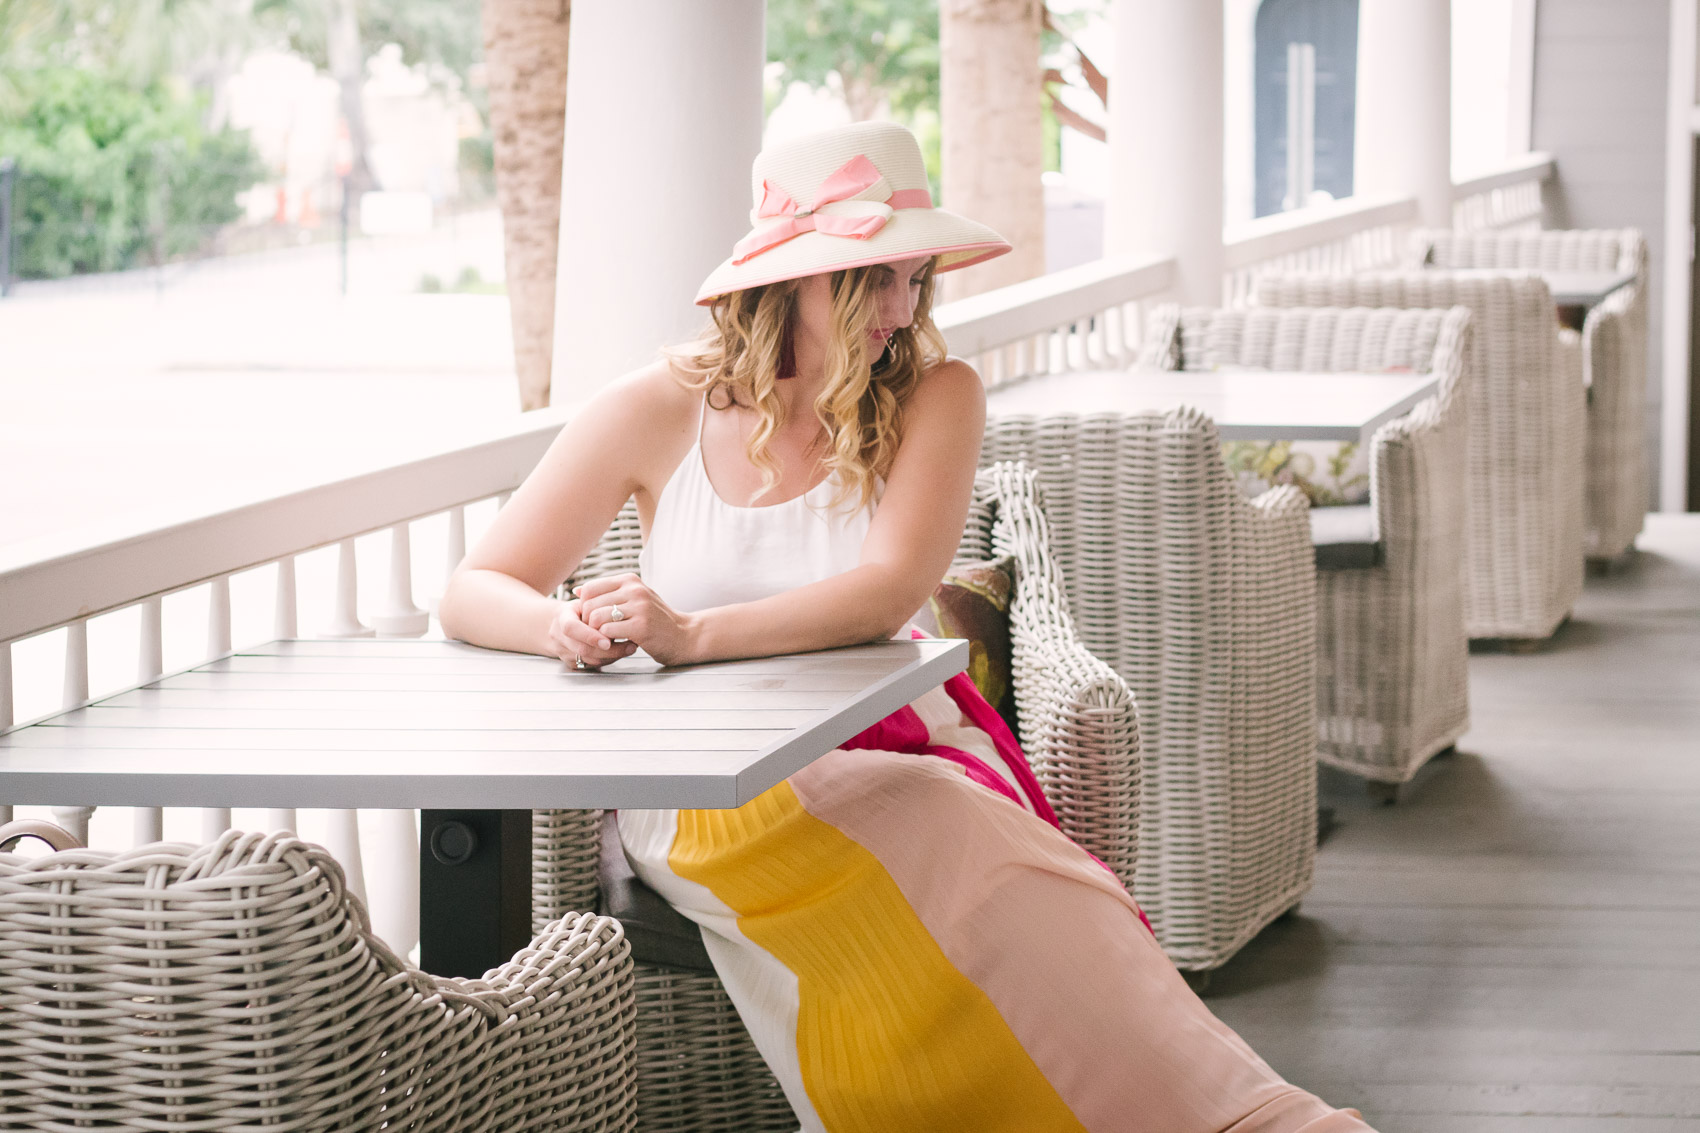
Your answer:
[910,355,986,413]
[592,356,701,427]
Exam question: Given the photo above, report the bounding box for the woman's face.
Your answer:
[793,255,933,358]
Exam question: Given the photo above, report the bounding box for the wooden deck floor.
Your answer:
[1208,515,1700,1132]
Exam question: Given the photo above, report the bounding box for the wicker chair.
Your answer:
[979,409,1317,971]
[1255,272,1585,642]
[1410,227,1649,560]
[0,828,637,1131]
[534,461,1142,1131]
[1141,304,1474,794]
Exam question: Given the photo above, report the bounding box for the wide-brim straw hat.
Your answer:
[695,120,1011,305]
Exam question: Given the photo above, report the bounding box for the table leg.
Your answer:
[419,809,531,978]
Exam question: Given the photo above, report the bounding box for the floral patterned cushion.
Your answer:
[1222,439,1370,507]
[912,556,1018,732]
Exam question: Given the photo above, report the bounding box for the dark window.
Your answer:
[1254,0,1359,217]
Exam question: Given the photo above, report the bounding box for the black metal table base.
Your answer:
[419,809,532,978]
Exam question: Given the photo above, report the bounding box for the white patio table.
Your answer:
[0,636,966,976]
[985,368,1440,445]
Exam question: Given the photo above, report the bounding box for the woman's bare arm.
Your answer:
[437,359,694,658]
[574,358,985,664]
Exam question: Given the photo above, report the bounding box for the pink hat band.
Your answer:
[732,154,934,265]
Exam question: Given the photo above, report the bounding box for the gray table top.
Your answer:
[986,368,1441,444]
[0,637,968,810]
[1434,267,1637,307]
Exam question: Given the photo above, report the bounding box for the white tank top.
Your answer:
[638,399,878,613]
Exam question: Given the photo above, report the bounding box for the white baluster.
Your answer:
[446,506,466,570]
[322,809,367,906]
[51,805,94,846]
[63,618,88,707]
[364,809,420,959]
[136,598,165,846]
[322,539,372,638]
[266,808,298,833]
[54,621,97,845]
[372,524,428,637]
[275,556,298,638]
[207,575,232,657]
[133,808,163,844]
[429,506,467,617]
[1,639,12,731]
[139,597,163,683]
[201,808,232,840]
[51,802,94,836]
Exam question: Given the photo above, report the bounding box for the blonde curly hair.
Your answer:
[666,261,947,513]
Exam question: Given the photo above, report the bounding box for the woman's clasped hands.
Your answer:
[548,572,699,670]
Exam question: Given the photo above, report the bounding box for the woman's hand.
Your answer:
[545,597,640,670]
[572,573,700,667]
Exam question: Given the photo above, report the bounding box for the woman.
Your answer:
[440,121,1372,1133]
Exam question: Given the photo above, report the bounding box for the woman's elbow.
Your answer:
[436,569,476,641]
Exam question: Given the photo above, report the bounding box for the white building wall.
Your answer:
[1531,0,1671,504]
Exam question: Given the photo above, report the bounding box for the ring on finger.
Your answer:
[608,605,626,623]
[573,654,587,671]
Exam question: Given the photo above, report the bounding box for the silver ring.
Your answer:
[608,605,627,622]
[573,654,587,671]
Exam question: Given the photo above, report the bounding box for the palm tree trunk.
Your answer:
[327,0,374,192]
[939,0,1046,299]
[482,0,571,411]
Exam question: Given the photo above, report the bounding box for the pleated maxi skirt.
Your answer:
[618,677,1373,1133]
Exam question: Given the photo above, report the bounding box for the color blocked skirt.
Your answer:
[618,677,1373,1133]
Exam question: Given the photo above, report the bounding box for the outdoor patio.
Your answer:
[2,0,1698,1129]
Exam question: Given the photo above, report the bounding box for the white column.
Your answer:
[1661,0,1697,512]
[550,0,765,403]
[1354,0,1452,230]
[1105,0,1224,306]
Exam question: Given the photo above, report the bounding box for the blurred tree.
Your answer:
[766,0,940,123]
[0,65,264,278]
[480,0,568,411]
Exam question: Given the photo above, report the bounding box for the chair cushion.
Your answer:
[910,556,1018,731]
[1222,439,1370,508]
[1310,505,1383,570]
[598,812,715,971]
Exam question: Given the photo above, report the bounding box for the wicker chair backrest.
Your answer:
[1255,270,1583,638]
[1163,304,1451,378]
[0,830,636,1131]
[1411,226,1647,280]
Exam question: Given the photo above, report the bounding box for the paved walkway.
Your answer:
[0,210,521,550]
[1212,515,1700,1132]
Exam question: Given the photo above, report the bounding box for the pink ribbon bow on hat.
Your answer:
[731,154,932,265]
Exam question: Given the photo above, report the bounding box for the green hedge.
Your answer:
[0,68,265,279]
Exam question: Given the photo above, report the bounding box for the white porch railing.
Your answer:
[1222,192,1419,307]
[0,407,572,957]
[934,253,1176,389]
[1452,151,1555,232]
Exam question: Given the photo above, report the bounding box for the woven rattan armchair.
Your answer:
[0,828,637,1131]
[535,461,1142,1131]
[1256,272,1585,642]
[980,408,1317,971]
[1142,304,1473,795]
[1411,227,1649,560]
